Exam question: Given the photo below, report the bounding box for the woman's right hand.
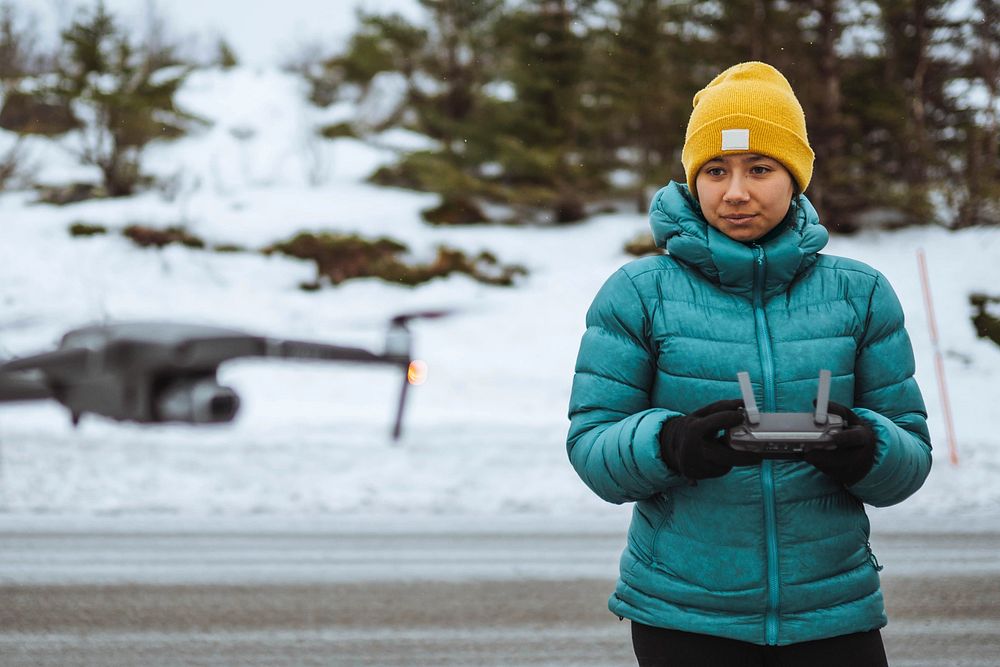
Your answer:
[658,400,763,480]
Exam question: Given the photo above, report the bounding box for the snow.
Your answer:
[0,66,998,523]
[482,81,517,102]
[11,0,425,68]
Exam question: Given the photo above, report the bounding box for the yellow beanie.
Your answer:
[682,61,814,194]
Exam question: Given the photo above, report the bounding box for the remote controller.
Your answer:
[726,370,844,459]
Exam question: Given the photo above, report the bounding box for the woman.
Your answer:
[566,62,932,666]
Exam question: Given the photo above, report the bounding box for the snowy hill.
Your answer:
[1,66,998,521]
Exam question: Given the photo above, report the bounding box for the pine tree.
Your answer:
[0,2,60,188]
[686,0,810,71]
[56,1,196,196]
[406,1,505,222]
[0,1,38,83]
[867,0,960,223]
[370,0,604,224]
[793,0,859,231]
[590,0,704,211]
[328,12,427,92]
[490,0,598,222]
[215,37,239,69]
[952,0,1000,226]
[413,0,503,138]
[315,0,996,230]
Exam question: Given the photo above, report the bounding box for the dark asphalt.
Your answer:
[0,520,997,666]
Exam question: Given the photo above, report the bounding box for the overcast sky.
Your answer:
[15,0,423,66]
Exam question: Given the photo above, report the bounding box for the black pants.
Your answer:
[632,622,889,667]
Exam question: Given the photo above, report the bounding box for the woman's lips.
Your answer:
[723,214,757,223]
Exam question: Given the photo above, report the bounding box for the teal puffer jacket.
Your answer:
[567,182,932,646]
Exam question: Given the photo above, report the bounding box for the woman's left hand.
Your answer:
[804,402,877,486]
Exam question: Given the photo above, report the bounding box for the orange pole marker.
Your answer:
[916,248,959,465]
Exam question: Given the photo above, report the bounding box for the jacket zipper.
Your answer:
[753,244,781,645]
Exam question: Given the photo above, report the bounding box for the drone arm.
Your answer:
[264,339,408,366]
[0,371,55,403]
[1,347,91,375]
[264,337,413,442]
[392,372,410,441]
[0,349,88,404]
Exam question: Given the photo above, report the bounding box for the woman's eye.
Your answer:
[706,167,725,177]
[750,165,772,175]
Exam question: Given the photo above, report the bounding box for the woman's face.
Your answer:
[694,154,795,242]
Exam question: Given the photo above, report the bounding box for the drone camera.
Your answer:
[154,375,240,424]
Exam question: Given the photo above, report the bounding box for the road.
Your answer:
[0,515,998,666]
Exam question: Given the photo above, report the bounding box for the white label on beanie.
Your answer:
[721,129,750,151]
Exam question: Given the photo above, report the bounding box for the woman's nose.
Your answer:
[724,175,750,204]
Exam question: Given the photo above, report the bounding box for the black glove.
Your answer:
[805,402,877,486]
[659,399,762,480]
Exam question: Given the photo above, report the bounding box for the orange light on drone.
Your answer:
[407,360,428,385]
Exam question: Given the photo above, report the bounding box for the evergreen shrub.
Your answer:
[35,182,106,205]
[421,196,488,225]
[48,3,200,197]
[368,151,454,192]
[318,122,356,139]
[123,225,205,249]
[264,231,526,287]
[624,233,662,257]
[68,222,107,236]
[212,243,246,253]
[970,293,1000,348]
[0,91,78,136]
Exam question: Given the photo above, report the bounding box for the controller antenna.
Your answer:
[813,369,832,425]
[737,372,761,426]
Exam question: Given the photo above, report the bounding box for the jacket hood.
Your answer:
[649,181,829,299]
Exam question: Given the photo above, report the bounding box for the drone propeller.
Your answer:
[389,309,455,327]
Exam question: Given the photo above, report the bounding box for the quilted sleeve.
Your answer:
[566,268,684,504]
[848,272,933,507]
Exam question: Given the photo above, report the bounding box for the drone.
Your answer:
[0,312,446,440]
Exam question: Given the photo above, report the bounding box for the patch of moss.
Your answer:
[318,122,356,139]
[367,152,480,196]
[0,91,80,136]
[69,222,108,237]
[35,183,106,206]
[212,243,247,253]
[368,156,434,191]
[123,225,205,249]
[421,196,489,225]
[264,231,526,287]
[970,293,1000,348]
[624,233,662,257]
[265,232,408,285]
[427,247,528,287]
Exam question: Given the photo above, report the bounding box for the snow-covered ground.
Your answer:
[1,66,998,521]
